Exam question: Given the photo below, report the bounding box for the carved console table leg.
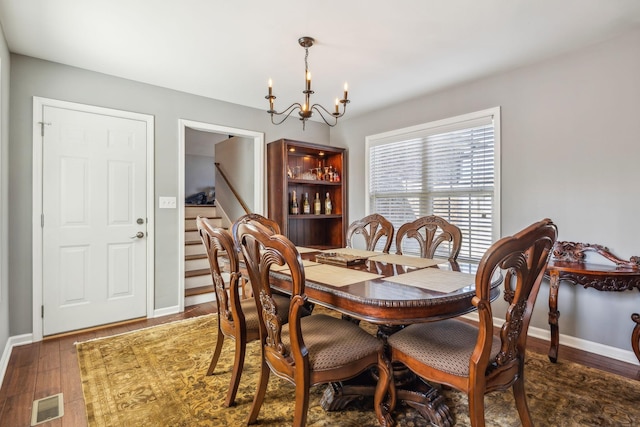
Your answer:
[547,270,561,363]
[632,313,640,364]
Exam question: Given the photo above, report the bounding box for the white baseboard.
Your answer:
[0,333,34,388]
[184,292,215,308]
[462,312,639,366]
[153,305,181,318]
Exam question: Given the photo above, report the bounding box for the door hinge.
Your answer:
[38,121,51,137]
[41,305,44,318]
[41,213,44,228]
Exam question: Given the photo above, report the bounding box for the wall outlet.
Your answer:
[159,196,177,209]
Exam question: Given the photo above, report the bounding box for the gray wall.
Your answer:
[0,24,11,364]
[332,28,640,355]
[8,54,330,336]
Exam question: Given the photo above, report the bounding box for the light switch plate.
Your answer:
[159,196,177,209]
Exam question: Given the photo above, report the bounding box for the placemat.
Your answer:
[369,253,448,269]
[302,264,383,287]
[320,247,382,258]
[270,259,320,271]
[385,268,476,293]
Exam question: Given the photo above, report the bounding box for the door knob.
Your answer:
[130,231,145,239]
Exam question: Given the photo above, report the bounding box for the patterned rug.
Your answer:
[76,314,640,426]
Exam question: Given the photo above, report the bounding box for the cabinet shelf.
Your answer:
[268,139,347,248]
[289,214,342,219]
[288,179,341,186]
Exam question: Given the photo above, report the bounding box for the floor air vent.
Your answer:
[31,393,64,425]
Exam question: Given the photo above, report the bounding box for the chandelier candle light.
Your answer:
[266,36,350,130]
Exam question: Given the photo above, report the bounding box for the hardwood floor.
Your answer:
[0,302,638,426]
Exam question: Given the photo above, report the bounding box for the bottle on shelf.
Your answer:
[291,191,299,215]
[324,192,332,215]
[302,192,310,214]
[314,192,321,215]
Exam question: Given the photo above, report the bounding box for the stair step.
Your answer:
[186,273,213,289]
[185,205,217,219]
[186,257,209,270]
[186,268,211,278]
[185,285,215,297]
[186,253,207,261]
[186,217,222,231]
[185,243,205,256]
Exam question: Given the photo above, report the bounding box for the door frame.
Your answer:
[178,119,264,312]
[32,97,155,341]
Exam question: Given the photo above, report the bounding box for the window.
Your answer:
[366,107,500,262]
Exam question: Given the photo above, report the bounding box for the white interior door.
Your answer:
[41,105,148,335]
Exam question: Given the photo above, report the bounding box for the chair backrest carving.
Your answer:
[237,222,306,359]
[476,218,557,372]
[346,213,394,253]
[395,215,462,261]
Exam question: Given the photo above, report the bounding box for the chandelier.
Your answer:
[266,36,350,130]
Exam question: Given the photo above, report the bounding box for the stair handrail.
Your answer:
[214,162,251,215]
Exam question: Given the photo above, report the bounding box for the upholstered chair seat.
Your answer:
[387,320,501,377]
[239,294,290,332]
[281,313,384,371]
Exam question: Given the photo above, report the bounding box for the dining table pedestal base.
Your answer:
[320,367,453,427]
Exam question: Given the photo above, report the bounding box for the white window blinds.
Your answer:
[367,108,500,262]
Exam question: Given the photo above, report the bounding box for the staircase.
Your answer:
[184,205,221,306]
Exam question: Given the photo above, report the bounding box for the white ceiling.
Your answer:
[1,0,640,120]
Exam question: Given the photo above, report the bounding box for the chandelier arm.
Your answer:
[312,102,348,119]
[270,103,303,125]
[310,105,338,127]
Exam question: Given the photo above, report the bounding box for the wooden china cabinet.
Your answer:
[267,139,347,248]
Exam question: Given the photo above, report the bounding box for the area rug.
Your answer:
[77,314,640,426]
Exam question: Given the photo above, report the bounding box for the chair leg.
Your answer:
[247,355,270,425]
[467,389,486,427]
[206,325,225,376]
[374,352,396,427]
[513,375,534,427]
[223,336,246,407]
[292,381,310,427]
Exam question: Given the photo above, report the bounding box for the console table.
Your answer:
[546,241,640,363]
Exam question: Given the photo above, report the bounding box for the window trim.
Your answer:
[364,107,501,254]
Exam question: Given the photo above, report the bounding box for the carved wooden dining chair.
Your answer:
[395,215,462,263]
[237,221,391,427]
[346,213,395,253]
[196,216,290,407]
[384,218,558,427]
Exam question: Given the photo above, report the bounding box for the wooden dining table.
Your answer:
[264,246,502,427]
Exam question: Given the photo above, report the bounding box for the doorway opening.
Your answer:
[177,120,264,311]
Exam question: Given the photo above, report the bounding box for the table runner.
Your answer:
[385,268,476,293]
[369,254,448,269]
[320,248,382,258]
